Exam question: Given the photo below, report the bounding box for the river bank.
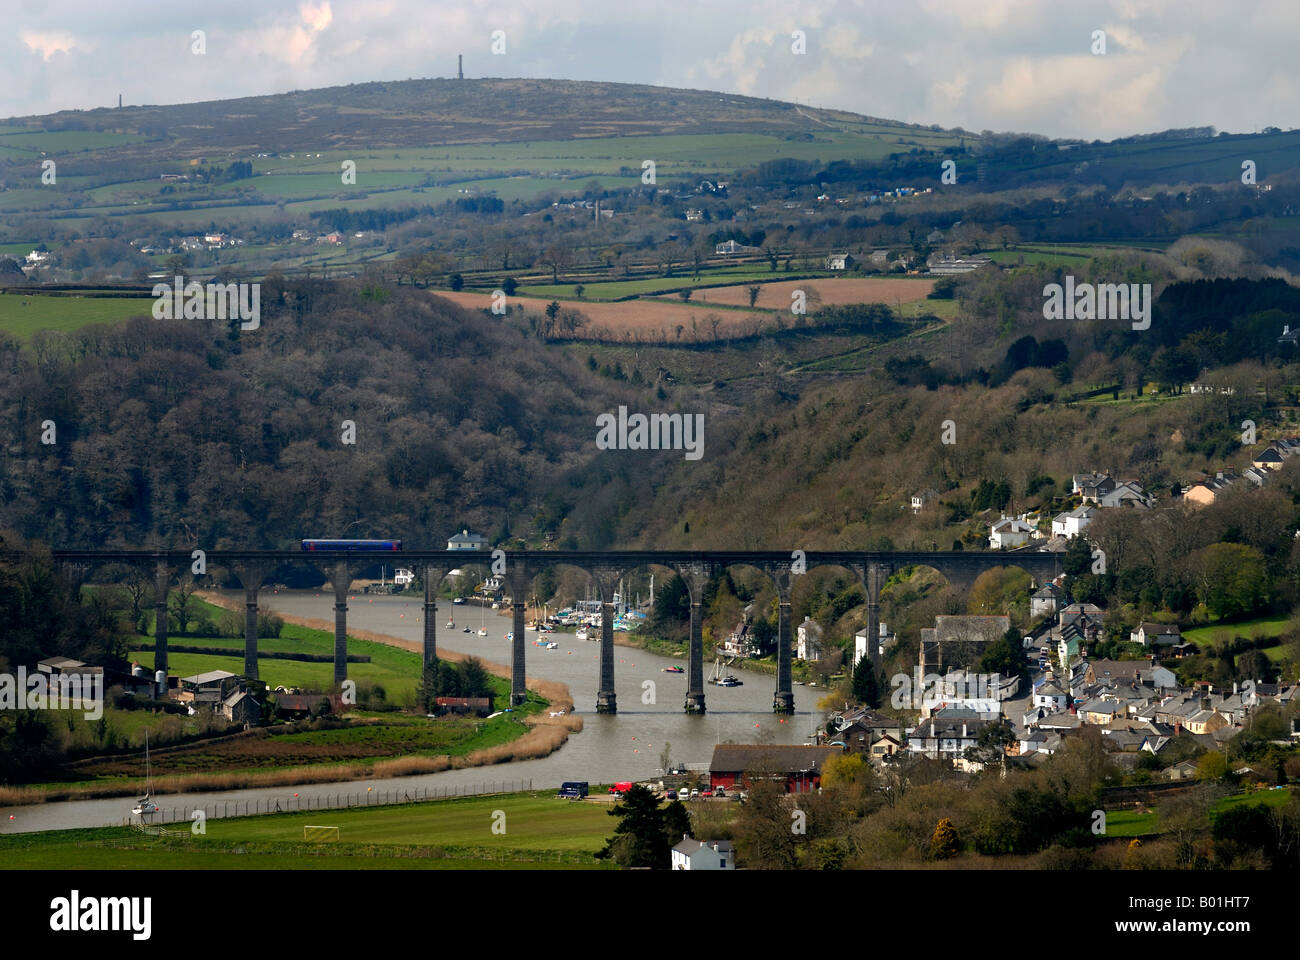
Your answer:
[0,596,583,808]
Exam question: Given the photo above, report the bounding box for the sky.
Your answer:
[4,0,1298,140]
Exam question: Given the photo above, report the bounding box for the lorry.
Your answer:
[608,781,634,796]
[557,781,589,799]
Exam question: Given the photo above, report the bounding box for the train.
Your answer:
[300,539,402,552]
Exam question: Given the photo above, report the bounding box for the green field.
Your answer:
[1105,787,1295,839]
[514,268,832,300]
[0,791,618,869]
[1183,616,1292,651]
[0,292,152,337]
[132,598,429,700]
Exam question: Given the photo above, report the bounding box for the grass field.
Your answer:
[0,292,153,337]
[0,791,618,869]
[680,276,936,308]
[1105,787,1296,838]
[1182,616,1291,645]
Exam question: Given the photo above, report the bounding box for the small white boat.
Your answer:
[446,618,454,628]
[575,628,589,641]
[131,732,158,816]
[544,641,558,650]
[477,628,488,637]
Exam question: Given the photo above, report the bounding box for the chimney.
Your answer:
[1200,696,1211,711]
[1175,721,1181,735]
[458,54,464,79]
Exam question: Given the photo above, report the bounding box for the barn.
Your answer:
[708,744,844,793]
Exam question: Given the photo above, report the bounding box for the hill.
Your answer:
[0,77,966,157]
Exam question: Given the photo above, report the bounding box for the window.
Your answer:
[719,859,726,868]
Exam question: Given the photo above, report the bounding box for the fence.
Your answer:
[115,778,534,827]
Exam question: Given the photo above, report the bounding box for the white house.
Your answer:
[989,516,1035,549]
[827,253,854,270]
[1033,681,1068,713]
[447,529,488,551]
[911,489,937,515]
[1130,622,1181,647]
[1030,582,1064,618]
[853,623,894,666]
[796,617,823,661]
[671,836,734,870]
[393,568,415,587]
[1099,481,1151,509]
[1051,505,1096,538]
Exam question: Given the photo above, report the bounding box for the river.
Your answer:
[0,591,818,834]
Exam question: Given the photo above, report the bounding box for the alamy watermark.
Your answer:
[0,666,103,719]
[1042,276,1150,330]
[152,276,260,329]
[595,405,704,460]
[50,890,150,940]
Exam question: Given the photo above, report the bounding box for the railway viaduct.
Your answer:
[36,548,1062,715]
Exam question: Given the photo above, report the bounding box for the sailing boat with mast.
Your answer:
[131,731,158,816]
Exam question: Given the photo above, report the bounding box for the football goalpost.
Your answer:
[303,825,340,842]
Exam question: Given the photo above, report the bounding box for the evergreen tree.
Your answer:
[662,799,692,848]
[851,656,881,707]
[596,785,671,868]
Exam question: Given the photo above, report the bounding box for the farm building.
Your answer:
[434,696,492,716]
[708,744,843,793]
[274,693,335,719]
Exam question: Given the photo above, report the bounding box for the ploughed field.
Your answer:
[434,275,937,342]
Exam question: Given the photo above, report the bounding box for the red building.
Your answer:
[709,744,844,793]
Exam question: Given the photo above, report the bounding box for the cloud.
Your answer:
[20,31,86,61]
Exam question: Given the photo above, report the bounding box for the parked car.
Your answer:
[690,788,699,798]
[701,789,714,797]
[677,787,690,800]
[714,787,726,798]
[557,781,589,799]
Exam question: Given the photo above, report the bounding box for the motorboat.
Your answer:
[575,628,589,641]
[662,666,684,673]
[716,676,743,687]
